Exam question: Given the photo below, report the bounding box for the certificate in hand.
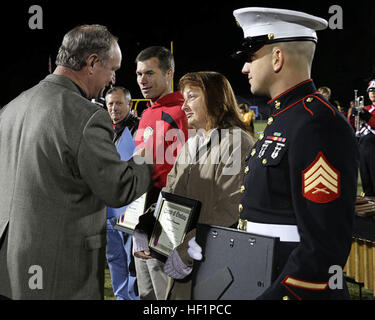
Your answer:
[149,192,201,262]
[115,193,148,235]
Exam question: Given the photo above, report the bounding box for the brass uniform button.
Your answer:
[306,97,314,103]
[244,166,250,174]
[268,33,274,40]
[262,159,268,165]
[239,204,243,213]
[240,185,245,193]
[251,149,256,157]
[283,296,291,300]
[238,218,247,231]
[267,117,274,125]
[259,133,264,140]
[274,100,281,109]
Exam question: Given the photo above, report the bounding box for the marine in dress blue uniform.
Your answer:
[233,7,359,300]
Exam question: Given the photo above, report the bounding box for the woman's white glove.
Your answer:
[187,237,203,261]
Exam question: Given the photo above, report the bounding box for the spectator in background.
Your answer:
[333,100,343,113]
[238,103,255,135]
[318,86,331,101]
[106,86,139,140]
[318,86,343,112]
[318,87,344,113]
[347,100,355,121]
[105,86,140,300]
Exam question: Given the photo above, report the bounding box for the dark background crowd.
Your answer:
[1,0,375,116]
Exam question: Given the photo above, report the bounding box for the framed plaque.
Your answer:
[149,192,201,262]
[114,193,147,235]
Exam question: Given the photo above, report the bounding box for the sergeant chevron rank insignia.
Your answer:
[302,152,340,203]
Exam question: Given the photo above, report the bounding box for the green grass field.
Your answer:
[104,121,374,300]
[104,263,115,300]
[253,120,267,140]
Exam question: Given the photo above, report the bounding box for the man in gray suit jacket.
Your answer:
[0,25,153,299]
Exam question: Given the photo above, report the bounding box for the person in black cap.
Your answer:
[232,7,359,300]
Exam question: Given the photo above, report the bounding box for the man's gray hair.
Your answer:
[106,86,132,102]
[55,24,118,71]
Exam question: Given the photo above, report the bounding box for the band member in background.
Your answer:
[349,80,375,196]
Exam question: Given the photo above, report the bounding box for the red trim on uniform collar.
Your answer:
[272,97,305,117]
[271,92,333,118]
[268,79,313,104]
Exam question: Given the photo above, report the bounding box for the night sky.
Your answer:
[1,0,375,116]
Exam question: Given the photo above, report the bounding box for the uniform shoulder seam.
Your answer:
[311,94,336,116]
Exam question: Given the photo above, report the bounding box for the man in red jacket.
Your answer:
[133,46,188,300]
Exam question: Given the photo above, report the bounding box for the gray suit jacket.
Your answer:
[0,74,152,299]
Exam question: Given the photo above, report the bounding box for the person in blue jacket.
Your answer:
[105,86,140,300]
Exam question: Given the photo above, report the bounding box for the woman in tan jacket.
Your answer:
[161,71,254,299]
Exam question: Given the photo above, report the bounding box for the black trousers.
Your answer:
[359,133,375,196]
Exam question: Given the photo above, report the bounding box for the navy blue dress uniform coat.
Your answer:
[239,79,359,300]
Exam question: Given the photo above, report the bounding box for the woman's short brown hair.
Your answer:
[179,71,247,131]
